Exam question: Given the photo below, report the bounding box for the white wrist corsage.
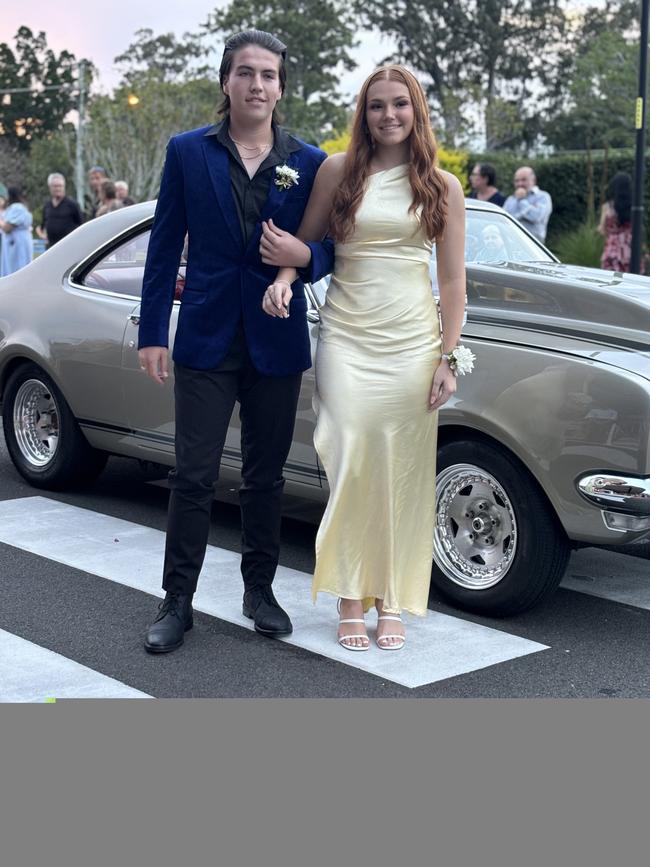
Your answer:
[275,164,300,190]
[442,345,476,376]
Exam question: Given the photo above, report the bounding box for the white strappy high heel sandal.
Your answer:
[337,599,370,652]
[376,614,406,651]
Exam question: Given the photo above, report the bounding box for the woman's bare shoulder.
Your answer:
[316,152,347,182]
[438,169,463,192]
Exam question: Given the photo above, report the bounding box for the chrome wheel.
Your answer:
[434,463,517,590]
[12,379,60,467]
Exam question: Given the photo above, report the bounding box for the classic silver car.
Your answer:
[1,200,649,616]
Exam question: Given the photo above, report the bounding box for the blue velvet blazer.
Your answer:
[138,123,333,375]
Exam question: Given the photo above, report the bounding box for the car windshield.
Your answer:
[433,208,553,269]
[309,208,553,306]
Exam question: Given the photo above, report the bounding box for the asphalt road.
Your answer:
[1,423,649,699]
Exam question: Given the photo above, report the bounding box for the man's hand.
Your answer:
[35,227,47,241]
[262,281,292,318]
[429,359,457,411]
[514,187,527,199]
[138,346,169,385]
[259,219,311,267]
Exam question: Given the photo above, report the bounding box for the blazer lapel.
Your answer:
[201,137,242,247]
[259,152,303,224]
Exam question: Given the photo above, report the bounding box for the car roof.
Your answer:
[464,199,504,214]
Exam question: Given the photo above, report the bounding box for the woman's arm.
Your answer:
[436,173,467,352]
[262,154,345,318]
[597,202,608,236]
[429,172,467,411]
[0,219,15,233]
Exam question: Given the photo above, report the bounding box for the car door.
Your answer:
[119,230,179,460]
[64,230,146,440]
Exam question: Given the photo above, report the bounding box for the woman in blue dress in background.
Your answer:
[0,187,33,276]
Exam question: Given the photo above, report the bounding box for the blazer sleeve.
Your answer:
[138,137,187,349]
[299,237,335,284]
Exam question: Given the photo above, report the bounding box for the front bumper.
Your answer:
[577,473,650,533]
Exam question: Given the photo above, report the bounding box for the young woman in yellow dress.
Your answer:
[261,65,469,651]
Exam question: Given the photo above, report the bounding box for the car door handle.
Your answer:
[128,313,140,325]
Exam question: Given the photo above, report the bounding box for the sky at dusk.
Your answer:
[2,2,395,102]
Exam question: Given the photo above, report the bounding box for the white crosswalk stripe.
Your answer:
[561,547,650,608]
[0,497,549,691]
[0,629,151,702]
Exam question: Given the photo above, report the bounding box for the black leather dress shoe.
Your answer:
[243,585,293,636]
[144,592,193,653]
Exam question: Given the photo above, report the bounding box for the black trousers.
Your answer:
[162,333,302,596]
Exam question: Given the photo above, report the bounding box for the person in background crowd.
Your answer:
[95,179,124,218]
[87,165,107,218]
[504,166,552,243]
[467,162,506,207]
[36,173,83,247]
[0,186,33,276]
[115,181,136,206]
[598,172,634,273]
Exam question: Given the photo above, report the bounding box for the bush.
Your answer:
[437,146,469,191]
[547,223,603,267]
[320,130,351,155]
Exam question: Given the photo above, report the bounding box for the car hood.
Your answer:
[465,260,650,382]
[467,260,650,348]
[505,260,650,300]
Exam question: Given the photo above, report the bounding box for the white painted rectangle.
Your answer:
[0,497,548,689]
[0,628,151,702]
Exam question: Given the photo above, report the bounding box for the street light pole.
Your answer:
[74,60,86,212]
[631,0,650,273]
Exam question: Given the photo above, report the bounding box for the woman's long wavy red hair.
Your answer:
[329,65,448,244]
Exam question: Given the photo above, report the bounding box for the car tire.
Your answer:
[2,363,108,490]
[431,438,570,617]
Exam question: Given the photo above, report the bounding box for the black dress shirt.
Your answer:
[205,118,302,247]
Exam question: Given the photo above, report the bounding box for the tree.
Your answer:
[203,0,358,142]
[0,27,91,151]
[0,138,25,189]
[543,26,638,220]
[114,28,211,87]
[23,127,76,208]
[356,0,567,149]
[545,30,637,153]
[84,79,220,201]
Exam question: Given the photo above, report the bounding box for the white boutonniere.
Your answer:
[275,164,300,190]
[443,345,476,376]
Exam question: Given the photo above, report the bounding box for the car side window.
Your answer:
[81,230,187,300]
[82,231,152,298]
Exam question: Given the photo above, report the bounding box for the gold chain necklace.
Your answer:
[230,137,273,160]
[238,144,273,160]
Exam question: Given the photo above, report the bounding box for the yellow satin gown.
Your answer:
[312,164,441,616]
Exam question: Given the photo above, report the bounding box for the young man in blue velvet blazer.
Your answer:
[138,29,332,653]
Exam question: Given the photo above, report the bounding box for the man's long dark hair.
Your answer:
[607,172,632,226]
[218,29,287,121]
